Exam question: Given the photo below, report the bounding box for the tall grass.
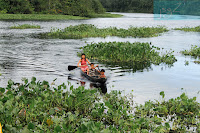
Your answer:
[175,26,200,32]
[39,24,168,39]
[10,24,41,29]
[80,42,177,65]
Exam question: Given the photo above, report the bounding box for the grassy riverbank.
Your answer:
[80,42,177,65]
[0,14,87,20]
[89,13,122,18]
[175,26,200,32]
[10,24,41,29]
[0,13,121,20]
[40,24,168,39]
[0,78,200,132]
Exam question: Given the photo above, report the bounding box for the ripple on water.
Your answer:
[0,13,200,104]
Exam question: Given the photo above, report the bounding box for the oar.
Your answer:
[97,66,100,72]
[68,65,78,71]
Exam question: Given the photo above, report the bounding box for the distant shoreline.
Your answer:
[0,13,122,21]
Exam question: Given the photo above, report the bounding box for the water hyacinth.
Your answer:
[39,24,169,39]
[181,45,200,58]
[175,26,200,32]
[1,78,200,132]
[80,42,177,66]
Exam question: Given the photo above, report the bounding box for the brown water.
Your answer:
[0,13,200,103]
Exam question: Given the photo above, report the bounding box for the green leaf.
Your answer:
[22,78,28,84]
[55,125,62,132]
[165,122,170,128]
[21,126,29,133]
[105,101,113,108]
[49,108,55,115]
[19,85,25,92]
[0,87,5,93]
[160,91,165,98]
[31,77,36,82]
[8,79,14,86]
[28,123,35,130]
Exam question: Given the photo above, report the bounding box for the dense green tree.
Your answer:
[99,0,200,16]
[0,0,105,16]
[0,0,34,14]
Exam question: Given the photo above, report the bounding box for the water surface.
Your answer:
[0,13,200,103]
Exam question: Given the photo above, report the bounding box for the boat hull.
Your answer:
[80,70,107,83]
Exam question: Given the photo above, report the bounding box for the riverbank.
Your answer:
[0,13,122,20]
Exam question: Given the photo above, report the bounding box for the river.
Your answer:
[0,13,200,104]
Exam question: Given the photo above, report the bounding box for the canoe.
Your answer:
[80,70,107,83]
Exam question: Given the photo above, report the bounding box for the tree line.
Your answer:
[0,0,105,17]
[0,0,199,16]
[99,0,153,13]
[99,0,200,16]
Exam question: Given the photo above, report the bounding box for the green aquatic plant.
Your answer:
[185,61,189,66]
[79,42,177,66]
[181,45,200,58]
[135,91,200,132]
[1,78,200,132]
[39,24,169,39]
[10,24,41,29]
[194,61,200,64]
[174,26,200,32]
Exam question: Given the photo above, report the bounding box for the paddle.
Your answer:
[68,65,78,71]
[97,66,100,71]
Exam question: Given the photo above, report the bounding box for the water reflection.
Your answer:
[90,82,107,94]
[68,75,107,94]
[98,60,152,73]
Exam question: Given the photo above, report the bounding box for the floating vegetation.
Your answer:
[181,45,200,58]
[1,78,200,132]
[175,26,200,32]
[39,24,168,39]
[10,24,41,29]
[97,60,152,73]
[80,42,177,66]
[194,61,200,64]
[184,61,189,66]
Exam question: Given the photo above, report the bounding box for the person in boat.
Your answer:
[77,53,91,75]
[99,69,106,78]
[89,63,98,76]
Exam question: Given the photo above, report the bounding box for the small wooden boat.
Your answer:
[80,70,107,83]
